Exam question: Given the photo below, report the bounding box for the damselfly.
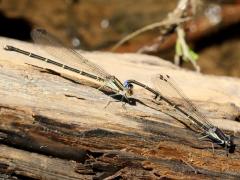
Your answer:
[126,74,236,153]
[4,28,135,105]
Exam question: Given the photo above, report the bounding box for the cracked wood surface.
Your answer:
[0,37,240,179]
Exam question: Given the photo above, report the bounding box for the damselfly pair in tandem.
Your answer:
[4,28,236,154]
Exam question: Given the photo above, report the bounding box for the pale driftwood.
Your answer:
[0,37,240,179]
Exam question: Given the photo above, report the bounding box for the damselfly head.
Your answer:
[123,80,134,96]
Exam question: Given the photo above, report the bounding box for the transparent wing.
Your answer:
[31,28,110,79]
[152,74,214,132]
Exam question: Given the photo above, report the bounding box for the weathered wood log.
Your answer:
[0,37,240,179]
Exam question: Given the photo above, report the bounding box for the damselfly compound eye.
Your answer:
[123,80,133,89]
[127,83,133,89]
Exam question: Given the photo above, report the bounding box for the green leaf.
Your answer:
[188,48,199,61]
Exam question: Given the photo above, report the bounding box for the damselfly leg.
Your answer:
[104,93,130,109]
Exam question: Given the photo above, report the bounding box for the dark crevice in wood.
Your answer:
[0,163,9,173]
[32,116,84,138]
[235,115,240,122]
[10,173,38,180]
[32,115,130,139]
[0,173,18,180]
[40,68,84,86]
[0,105,19,112]
[33,115,78,130]
[0,128,88,162]
[80,129,128,138]
[40,68,62,76]
[64,94,86,100]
